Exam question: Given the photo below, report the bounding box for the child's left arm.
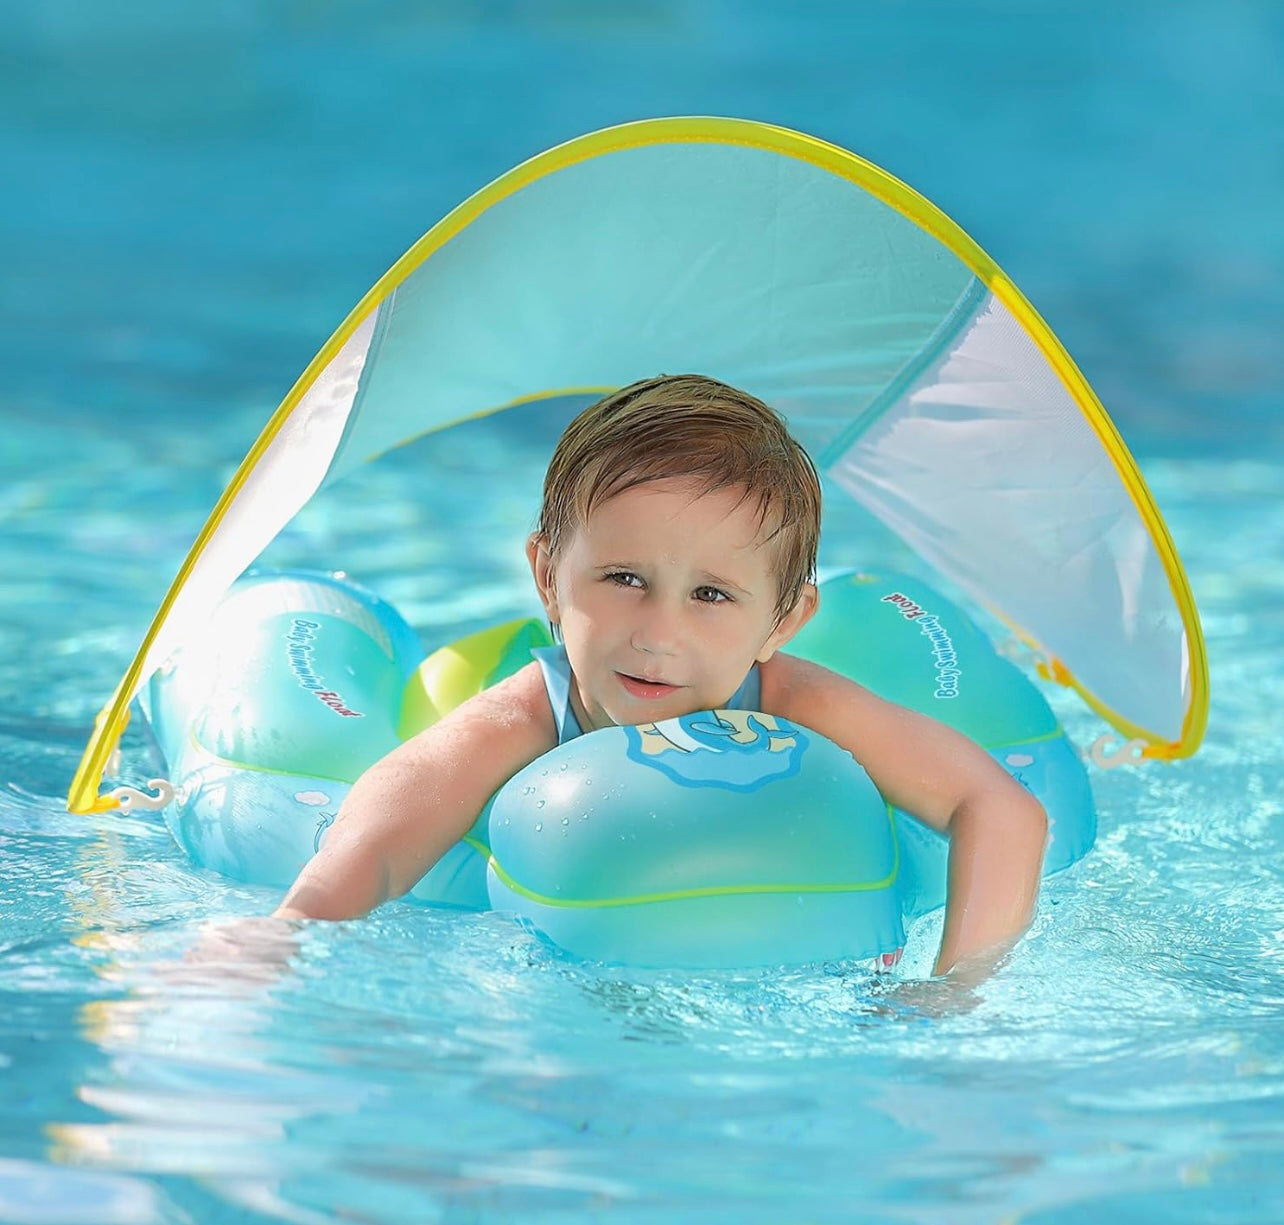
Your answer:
[764,655,1049,978]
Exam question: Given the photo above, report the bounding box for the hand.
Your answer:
[151,915,303,991]
[867,969,984,1020]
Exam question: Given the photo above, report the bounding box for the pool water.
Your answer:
[5,427,1283,1224]
[4,4,1284,1223]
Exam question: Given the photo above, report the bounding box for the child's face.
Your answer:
[528,478,816,731]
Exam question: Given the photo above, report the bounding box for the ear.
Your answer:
[756,582,819,663]
[526,532,561,623]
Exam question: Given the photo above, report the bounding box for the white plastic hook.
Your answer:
[110,780,176,812]
[1088,734,1148,770]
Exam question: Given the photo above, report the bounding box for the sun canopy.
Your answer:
[68,116,1207,814]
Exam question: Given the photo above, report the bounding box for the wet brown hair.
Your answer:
[536,374,821,620]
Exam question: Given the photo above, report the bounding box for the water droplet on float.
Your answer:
[536,799,546,809]
[522,785,535,796]
[534,822,543,832]
[561,817,569,826]
[559,762,568,772]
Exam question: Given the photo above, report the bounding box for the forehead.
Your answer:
[572,478,779,559]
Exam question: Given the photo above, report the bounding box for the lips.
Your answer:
[617,672,680,700]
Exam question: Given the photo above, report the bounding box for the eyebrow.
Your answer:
[695,570,753,596]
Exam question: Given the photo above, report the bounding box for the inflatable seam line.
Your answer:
[485,804,901,910]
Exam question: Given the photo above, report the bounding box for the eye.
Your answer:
[605,570,644,589]
[693,585,731,604]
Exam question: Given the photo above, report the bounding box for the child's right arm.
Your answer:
[764,654,1048,978]
[274,662,557,922]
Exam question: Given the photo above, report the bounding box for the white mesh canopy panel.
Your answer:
[130,315,377,715]
[825,291,1190,743]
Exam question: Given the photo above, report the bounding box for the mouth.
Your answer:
[616,672,681,700]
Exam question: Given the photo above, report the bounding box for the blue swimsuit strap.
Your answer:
[531,645,582,743]
[531,645,761,745]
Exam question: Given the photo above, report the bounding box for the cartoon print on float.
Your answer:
[293,789,337,852]
[626,710,807,790]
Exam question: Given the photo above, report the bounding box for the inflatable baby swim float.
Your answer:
[139,567,1095,969]
[70,116,1207,969]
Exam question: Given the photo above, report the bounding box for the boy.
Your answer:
[276,375,1048,977]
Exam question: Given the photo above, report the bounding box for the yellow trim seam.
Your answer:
[485,805,900,910]
[986,273,1209,760]
[1041,651,1193,762]
[985,728,1070,751]
[69,115,1207,812]
[178,725,363,786]
[359,383,617,468]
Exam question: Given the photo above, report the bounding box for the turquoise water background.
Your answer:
[3,3,1283,1222]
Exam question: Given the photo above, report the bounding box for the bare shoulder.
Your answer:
[762,650,973,754]
[760,652,1025,832]
[396,661,557,774]
[759,652,890,728]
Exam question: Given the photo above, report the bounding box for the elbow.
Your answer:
[1004,788,1050,871]
[953,782,1048,847]
[948,783,1050,879]
[1025,791,1050,853]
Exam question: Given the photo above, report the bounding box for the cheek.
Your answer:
[558,587,614,644]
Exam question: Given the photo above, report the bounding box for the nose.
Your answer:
[630,594,682,656]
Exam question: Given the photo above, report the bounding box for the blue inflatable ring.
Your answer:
[142,569,1096,969]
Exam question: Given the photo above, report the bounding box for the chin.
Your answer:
[630,701,702,727]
